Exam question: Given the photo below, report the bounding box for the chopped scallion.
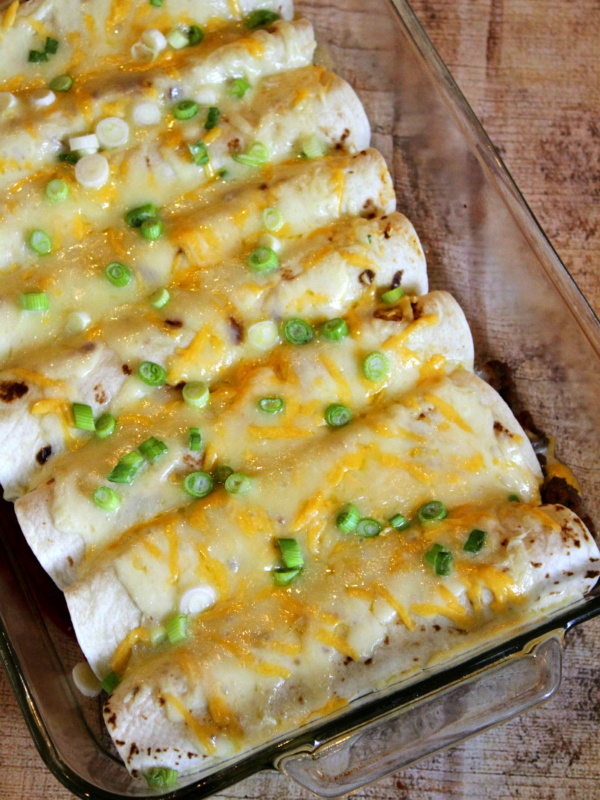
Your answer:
[336,503,360,533]
[183,471,213,498]
[138,436,168,462]
[45,178,69,202]
[188,427,202,451]
[165,613,188,644]
[245,9,280,28]
[247,246,278,273]
[107,451,145,484]
[19,291,48,311]
[283,318,313,345]
[124,203,158,228]
[49,74,72,92]
[325,403,352,428]
[363,351,389,382]
[508,493,521,502]
[28,50,49,63]
[381,286,405,304]
[188,138,209,166]
[320,318,349,341]
[182,381,209,408]
[273,567,301,586]
[45,37,59,54]
[150,0,163,6]
[300,133,328,159]
[258,396,284,414]
[149,287,170,308]
[100,671,120,693]
[28,229,52,255]
[424,543,453,576]
[277,538,304,569]
[464,528,487,553]
[214,464,234,484]
[173,99,199,120]
[93,486,120,511]
[228,77,251,98]
[140,217,164,240]
[232,141,269,167]
[72,402,95,431]
[388,512,409,531]
[263,207,283,231]
[224,472,252,495]
[144,768,178,788]
[104,261,133,287]
[356,518,382,538]
[187,24,203,45]
[138,361,167,387]
[417,501,448,524]
[95,412,117,439]
[204,106,220,130]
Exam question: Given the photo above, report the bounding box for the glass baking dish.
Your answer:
[2,0,600,797]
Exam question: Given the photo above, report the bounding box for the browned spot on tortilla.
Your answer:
[229,315,244,344]
[165,319,183,328]
[359,269,375,286]
[585,570,600,579]
[122,364,132,375]
[0,381,28,403]
[36,445,52,465]
[67,556,74,567]
[530,562,542,568]
[94,384,107,404]
[374,306,405,321]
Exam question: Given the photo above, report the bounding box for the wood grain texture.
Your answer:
[1,1,599,798]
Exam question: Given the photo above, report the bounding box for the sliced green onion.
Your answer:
[19,291,48,311]
[150,0,163,7]
[104,261,132,287]
[72,402,95,431]
[95,412,117,439]
[93,486,120,511]
[45,37,59,54]
[247,246,278,273]
[320,318,349,341]
[124,202,158,228]
[183,471,213,498]
[263,207,283,231]
[424,542,453,576]
[49,74,72,92]
[45,178,69,202]
[258,396,284,414]
[182,380,209,408]
[277,538,304,569]
[107,451,145,484]
[28,229,52,255]
[29,50,49,63]
[138,361,167,386]
[187,24,203,45]
[188,138,209,166]
[165,613,188,644]
[229,77,251,98]
[336,503,360,533]
[166,25,189,48]
[100,671,120,693]
[225,472,252,495]
[381,286,405,304]
[248,320,278,350]
[214,464,234,484]
[356,518,382,538]
[140,217,164,240]
[173,99,199,120]
[273,567,301,586]
[363,351,389,382]
[232,141,269,167]
[139,436,168,462]
[149,625,166,647]
[508,493,521,502]
[57,151,80,164]
[204,106,220,130]
[417,501,448,524]
[464,528,487,554]
[149,287,170,308]
[300,134,328,159]
[283,318,313,345]
[145,768,178,788]
[188,427,202,451]
[325,403,352,428]
[245,9,280,28]
[388,512,409,531]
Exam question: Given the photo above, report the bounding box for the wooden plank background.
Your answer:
[1,0,599,798]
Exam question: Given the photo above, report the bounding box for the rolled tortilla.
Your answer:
[19,290,471,588]
[100,501,600,779]
[0,64,372,367]
[64,367,546,676]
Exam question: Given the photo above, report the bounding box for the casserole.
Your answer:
[3,0,593,791]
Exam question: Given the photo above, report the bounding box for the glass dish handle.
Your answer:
[276,632,562,798]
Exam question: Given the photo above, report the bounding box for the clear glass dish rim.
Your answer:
[3,0,600,797]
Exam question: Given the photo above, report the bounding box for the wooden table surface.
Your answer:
[1,1,599,798]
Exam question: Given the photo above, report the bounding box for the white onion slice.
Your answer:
[0,92,17,114]
[141,28,167,54]
[248,320,279,350]
[30,89,56,108]
[179,585,217,616]
[258,233,282,252]
[132,101,161,126]
[66,311,91,333]
[72,662,101,698]
[75,153,109,189]
[166,26,189,49]
[130,41,154,61]
[69,133,99,153]
[194,86,218,105]
[96,117,129,148]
